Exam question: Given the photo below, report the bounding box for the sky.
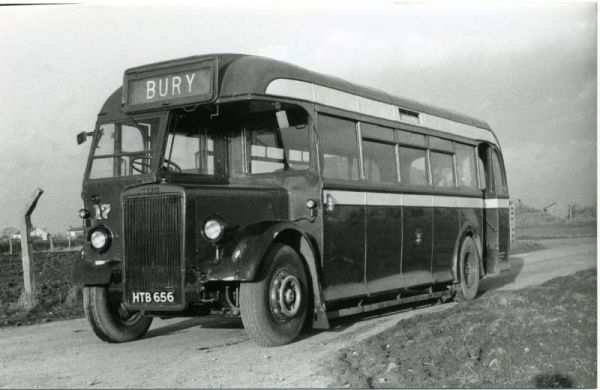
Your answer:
[0,1,596,233]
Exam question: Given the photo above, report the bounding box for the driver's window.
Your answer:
[95,124,116,155]
[248,128,285,174]
[88,118,161,179]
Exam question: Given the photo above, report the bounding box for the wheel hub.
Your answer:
[116,302,142,325]
[269,270,302,323]
[464,253,477,287]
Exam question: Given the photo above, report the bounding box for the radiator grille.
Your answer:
[123,193,183,307]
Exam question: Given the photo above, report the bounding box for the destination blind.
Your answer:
[127,67,213,106]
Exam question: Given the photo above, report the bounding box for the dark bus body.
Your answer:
[74,54,510,346]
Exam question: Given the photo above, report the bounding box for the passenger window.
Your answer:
[361,123,394,142]
[430,151,455,189]
[492,150,508,196]
[429,136,453,152]
[320,115,360,180]
[455,143,477,189]
[398,146,428,186]
[397,131,426,147]
[362,140,397,183]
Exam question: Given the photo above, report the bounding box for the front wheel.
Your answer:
[83,286,153,343]
[452,236,480,301]
[240,243,309,346]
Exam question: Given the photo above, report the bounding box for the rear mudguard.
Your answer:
[451,222,484,282]
[206,220,329,329]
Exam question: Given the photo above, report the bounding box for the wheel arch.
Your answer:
[451,222,484,283]
[233,221,329,329]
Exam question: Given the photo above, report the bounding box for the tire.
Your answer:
[240,243,309,347]
[452,236,480,301]
[83,286,153,343]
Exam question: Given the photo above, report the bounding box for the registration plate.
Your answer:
[131,291,175,304]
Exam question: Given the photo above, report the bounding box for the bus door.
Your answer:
[478,143,510,274]
[319,115,368,301]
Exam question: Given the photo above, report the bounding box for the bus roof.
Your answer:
[100,54,497,144]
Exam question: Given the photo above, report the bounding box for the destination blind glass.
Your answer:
[127,67,213,106]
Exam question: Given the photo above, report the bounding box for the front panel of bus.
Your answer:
[77,96,321,312]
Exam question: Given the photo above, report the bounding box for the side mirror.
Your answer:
[77,131,94,145]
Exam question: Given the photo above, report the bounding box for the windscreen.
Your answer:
[89,117,162,179]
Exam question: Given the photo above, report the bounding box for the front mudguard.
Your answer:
[204,221,311,281]
[72,259,121,286]
[202,220,329,329]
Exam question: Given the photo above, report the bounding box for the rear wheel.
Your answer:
[240,243,309,346]
[83,286,153,343]
[452,236,480,301]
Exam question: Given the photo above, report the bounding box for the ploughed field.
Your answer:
[328,268,597,388]
[0,251,82,326]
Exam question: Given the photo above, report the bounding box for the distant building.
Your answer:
[11,227,50,241]
[67,226,84,239]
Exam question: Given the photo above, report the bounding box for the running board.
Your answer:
[327,290,452,320]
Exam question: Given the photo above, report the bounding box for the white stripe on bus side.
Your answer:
[484,198,510,208]
[265,78,499,146]
[323,190,506,209]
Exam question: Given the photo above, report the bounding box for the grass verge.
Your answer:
[328,269,597,388]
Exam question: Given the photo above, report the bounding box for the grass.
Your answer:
[328,269,597,388]
[0,251,83,326]
[517,223,596,240]
[509,240,546,255]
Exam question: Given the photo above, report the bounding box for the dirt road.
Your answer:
[0,237,595,388]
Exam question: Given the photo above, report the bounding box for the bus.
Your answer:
[74,54,510,346]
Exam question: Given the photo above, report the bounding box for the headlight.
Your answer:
[79,208,90,219]
[202,216,226,242]
[87,226,112,253]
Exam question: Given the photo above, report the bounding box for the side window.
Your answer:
[90,124,116,178]
[279,109,310,170]
[455,143,478,189]
[398,146,428,186]
[362,140,397,183]
[430,151,455,189]
[492,150,508,196]
[95,124,116,155]
[247,106,310,174]
[319,115,360,180]
[248,128,285,174]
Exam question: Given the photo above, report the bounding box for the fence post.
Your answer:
[8,237,12,255]
[19,188,44,309]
